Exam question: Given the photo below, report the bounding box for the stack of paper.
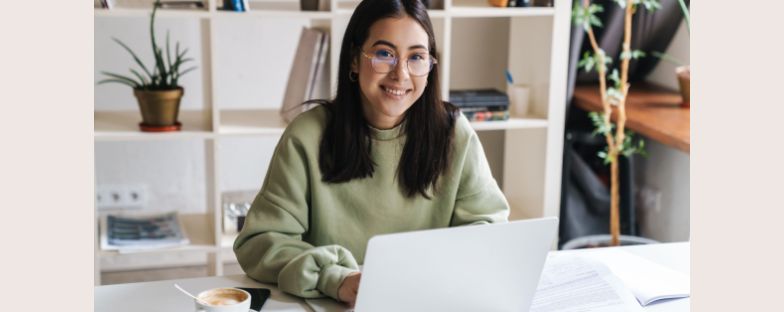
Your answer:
[531,254,643,312]
[532,249,690,311]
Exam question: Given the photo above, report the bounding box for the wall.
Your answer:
[637,21,690,242]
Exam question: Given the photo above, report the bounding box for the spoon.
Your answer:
[174,283,209,305]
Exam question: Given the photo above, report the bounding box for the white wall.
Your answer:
[637,21,690,242]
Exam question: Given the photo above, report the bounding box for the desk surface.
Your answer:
[573,83,690,154]
[95,242,690,312]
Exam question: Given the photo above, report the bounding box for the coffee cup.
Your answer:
[194,287,251,312]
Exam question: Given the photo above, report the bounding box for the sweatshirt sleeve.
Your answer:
[450,127,511,226]
[233,127,359,300]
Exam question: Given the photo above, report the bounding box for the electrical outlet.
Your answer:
[96,184,148,210]
[638,186,662,214]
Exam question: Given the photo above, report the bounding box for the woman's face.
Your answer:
[352,15,432,129]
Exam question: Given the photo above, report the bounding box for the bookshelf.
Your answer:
[94,0,571,284]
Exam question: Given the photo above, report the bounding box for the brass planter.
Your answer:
[133,87,184,130]
[676,65,690,108]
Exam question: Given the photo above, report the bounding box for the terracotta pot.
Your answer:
[133,87,184,129]
[676,65,690,108]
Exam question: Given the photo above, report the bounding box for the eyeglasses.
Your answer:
[361,49,437,77]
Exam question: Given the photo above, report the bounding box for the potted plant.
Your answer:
[98,0,196,132]
[570,0,663,247]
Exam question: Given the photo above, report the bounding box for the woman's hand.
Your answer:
[337,272,361,307]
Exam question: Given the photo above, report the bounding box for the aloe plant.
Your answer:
[98,0,196,90]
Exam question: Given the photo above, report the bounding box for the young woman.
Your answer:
[234,0,510,306]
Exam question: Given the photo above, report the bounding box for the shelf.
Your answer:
[572,83,689,153]
[221,233,238,251]
[218,109,288,136]
[470,116,549,131]
[212,9,333,19]
[98,213,217,257]
[450,6,555,18]
[95,111,213,141]
[94,8,211,18]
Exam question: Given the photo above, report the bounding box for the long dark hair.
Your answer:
[318,0,458,199]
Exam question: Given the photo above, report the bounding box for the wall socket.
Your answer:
[96,184,148,210]
[638,186,662,214]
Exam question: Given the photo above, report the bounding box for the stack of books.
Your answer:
[449,89,510,122]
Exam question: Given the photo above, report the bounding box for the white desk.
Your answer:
[95,242,689,312]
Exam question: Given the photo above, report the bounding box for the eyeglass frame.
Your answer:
[359,49,438,77]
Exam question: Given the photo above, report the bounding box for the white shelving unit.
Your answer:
[94,0,571,284]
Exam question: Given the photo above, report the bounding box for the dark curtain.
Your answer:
[566,0,689,103]
[559,0,688,247]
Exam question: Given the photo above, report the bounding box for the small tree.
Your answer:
[572,0,658,246]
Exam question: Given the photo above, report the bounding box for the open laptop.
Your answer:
[306,217,558,312]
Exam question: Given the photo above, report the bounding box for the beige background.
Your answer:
[1,0,93,311]
[2,0,784,311]
[692,0,784,310]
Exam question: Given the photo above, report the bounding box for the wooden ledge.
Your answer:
[573,82,690,154]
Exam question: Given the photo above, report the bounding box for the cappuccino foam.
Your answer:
[198,288,248,306]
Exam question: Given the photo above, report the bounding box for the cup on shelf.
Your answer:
[507,84,531,117]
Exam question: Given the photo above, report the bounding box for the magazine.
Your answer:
[100,211,189,253]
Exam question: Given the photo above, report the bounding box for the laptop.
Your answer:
[306,217,558,312]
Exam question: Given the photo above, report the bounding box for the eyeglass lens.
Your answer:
[369,50,434,76]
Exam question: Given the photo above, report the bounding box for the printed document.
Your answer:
[530,254,643,312]
[580,249,690,306]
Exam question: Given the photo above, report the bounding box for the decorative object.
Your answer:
[98,0,196,132]
[488,0,509,7]
[652,0,689,108]
[300,0,318,11]
[572,0,659,246]
[676,65,689,107]
[674,0,690,108]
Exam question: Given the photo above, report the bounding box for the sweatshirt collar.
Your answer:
[368,119,406,141]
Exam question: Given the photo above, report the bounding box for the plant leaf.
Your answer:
[97,78,137,88]
[100,71,141,87]
[608,69,620,88]
[130,68,149,87]
[111,37,153,80]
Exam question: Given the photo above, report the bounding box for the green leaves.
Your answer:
[589,112,614,136]
[613,0,661,11]
[99,0,196,90]
[608,69,620,88]
[578,50,613,73]
[593,130,648,165]
[572,3,604,30]
[636,0,662,11]
[620,49,646,60]
[620,131,647,158]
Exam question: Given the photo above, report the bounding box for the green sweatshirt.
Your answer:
[233,105,510,300]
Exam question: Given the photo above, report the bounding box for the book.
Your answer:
[281,27,327,123]
[309,30,330,101]
[462,109,510,122]
[99,211,189,253]
[159,0,205,9]
[222,0,248,11]
[449,89,509,108]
